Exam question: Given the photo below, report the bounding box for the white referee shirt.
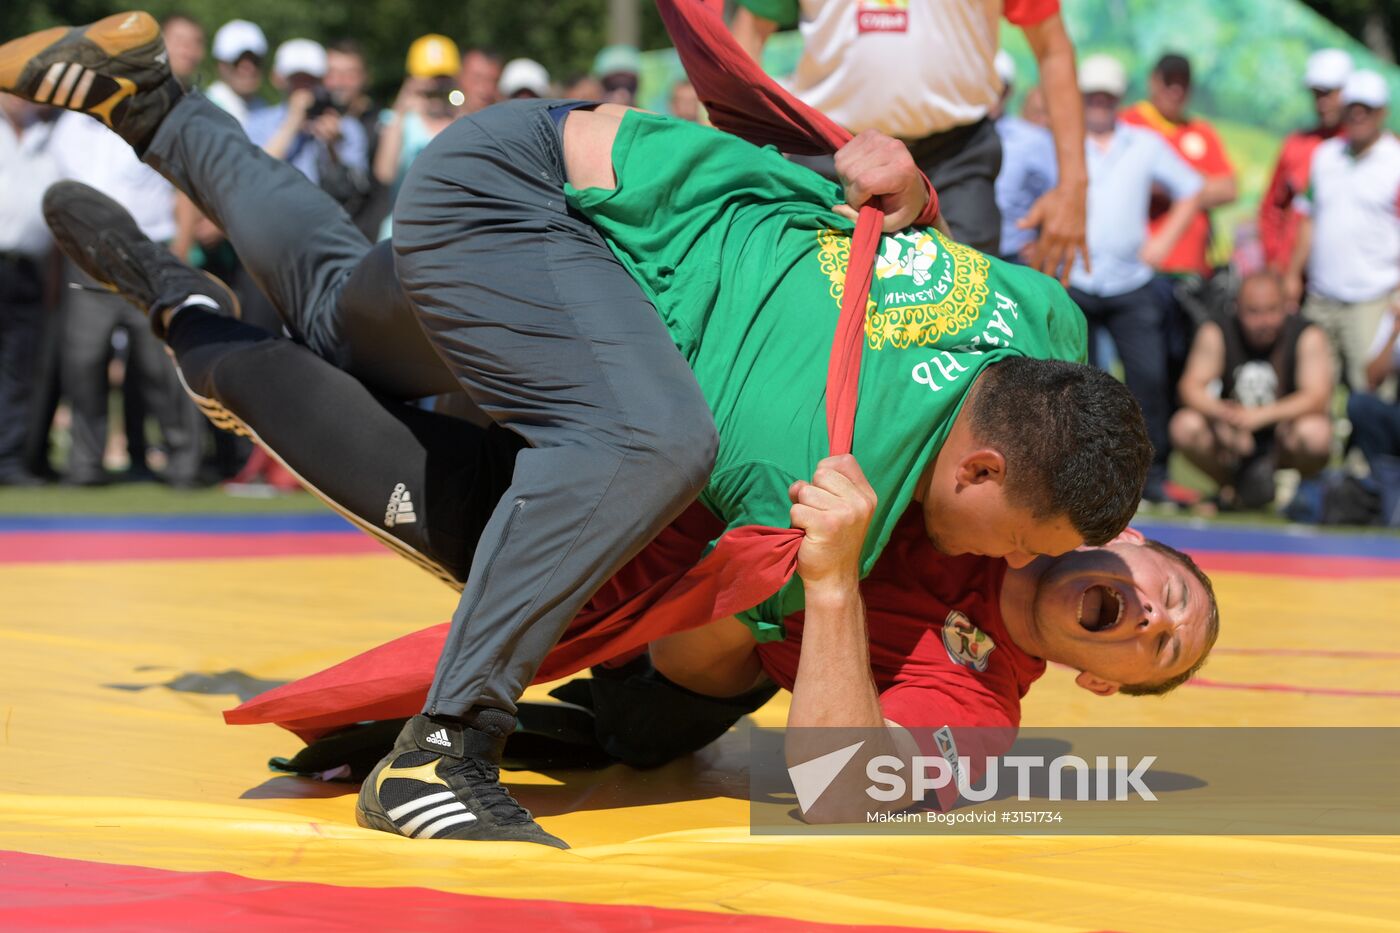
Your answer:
[48,112,176,243]
[0,115,60,259]
[745,0,1058,138]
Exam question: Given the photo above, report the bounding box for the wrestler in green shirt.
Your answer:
[568,111,1087,640]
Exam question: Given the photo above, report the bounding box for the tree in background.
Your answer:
[0,0,669,99]
[1300,0,1397,61]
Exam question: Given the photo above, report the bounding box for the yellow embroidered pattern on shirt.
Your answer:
[818,227,990,351]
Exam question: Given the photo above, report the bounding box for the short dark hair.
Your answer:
[1153,53,1192,87]
[1119,539,1221,696]
[160,12,202,32]
[327,39,365,62]
[969,358,1152,546]
[463,46,503,66]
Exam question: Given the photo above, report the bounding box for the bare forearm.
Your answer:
[1036,35,1087,193]
[1366,326,1400,390]
[1199,173,1237,210]
[373,118,404,186]
[788,582,884,731]
[1153,194,1201,253]
[1251,389,1328,429]
[730,8,776,64]
[1180,381,1227,418]
[1287,216,1313,282]
[786,582,914,822]
[262,121,299,160]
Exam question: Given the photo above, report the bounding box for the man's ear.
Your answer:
[954,448,1007,488]
[1075,670,1121,697]
[1107,526,1146,547]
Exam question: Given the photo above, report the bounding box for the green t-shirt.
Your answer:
[735,0,801,28]
[567,112,1086,641]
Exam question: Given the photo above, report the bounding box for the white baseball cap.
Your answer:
[1341,70,1390,109]
[1303,48,1352,91]
[1078,54,1127,98]
[212,20,267,64]
[273,39,328,80]
[994,50,1016,89]
[499,58,551,98]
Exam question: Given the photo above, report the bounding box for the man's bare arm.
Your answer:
[1243,325,1334,432]
[1177,322,1230,419]
[730,7,778,64]
[1365,302,1400,392]
[1141,191,1202,270]
[1284,213,1313,309]
[784,455,919,823]
[1199,172,1238,211]
[1018,12,1089,283]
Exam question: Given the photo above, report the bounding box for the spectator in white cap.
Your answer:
[1258,48,1353,272]
[204,19,268,129]
[498,58,551,100]
[247,39,369,192]
[1070,53,1204,505]
[1286,69,1400,394]
[990,49,1058,264]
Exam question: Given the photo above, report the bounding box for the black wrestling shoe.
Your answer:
[0,11,182,151]
[43,181,238,339]
[357,712,568,848]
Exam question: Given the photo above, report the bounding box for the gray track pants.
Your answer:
[143,95,717,719]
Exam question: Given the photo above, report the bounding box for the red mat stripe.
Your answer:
[0,851,971,933]
[1185,550,1398,578]
[0,532,381,563]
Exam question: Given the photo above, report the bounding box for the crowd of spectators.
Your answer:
[992,46,1398,523]
[0,9,1396,526]
[0,12,692,494]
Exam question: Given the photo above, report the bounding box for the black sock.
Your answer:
[164,311,522,587]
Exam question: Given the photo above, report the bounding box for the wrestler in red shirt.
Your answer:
[241,457,1220,820]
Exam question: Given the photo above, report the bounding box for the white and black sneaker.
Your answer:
[356,711,568,848]
[42,180,238,339]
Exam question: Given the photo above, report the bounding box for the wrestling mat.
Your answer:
[2,513,1398,931]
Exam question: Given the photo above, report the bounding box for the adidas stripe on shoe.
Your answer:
[0,11,183,150]
[357,713,568,848]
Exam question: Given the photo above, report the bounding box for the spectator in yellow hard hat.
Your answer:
[375,35,463,238]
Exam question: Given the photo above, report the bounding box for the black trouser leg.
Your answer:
[392,101,717,720]
[166,309,522,587]
[142,93,454,400]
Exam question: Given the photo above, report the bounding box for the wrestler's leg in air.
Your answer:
[42,177,520,590]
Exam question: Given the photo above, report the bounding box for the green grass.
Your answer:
[0,482,322,516]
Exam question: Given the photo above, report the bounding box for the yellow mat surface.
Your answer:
[2,548,1398,931]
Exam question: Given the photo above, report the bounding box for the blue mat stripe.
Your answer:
[1132,521,1400,560]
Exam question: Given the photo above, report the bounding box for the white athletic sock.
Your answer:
[163,294,221,331]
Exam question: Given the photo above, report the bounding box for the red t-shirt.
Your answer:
[756,507,1045,731]
[1258,127,1341,272]
[1004,0,1059,27]
[1120,101,1234,276]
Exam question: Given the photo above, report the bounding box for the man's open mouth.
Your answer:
[1078,584,1124,632]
